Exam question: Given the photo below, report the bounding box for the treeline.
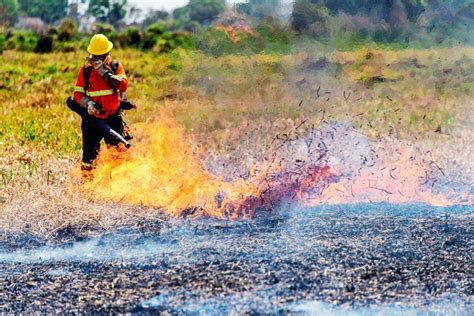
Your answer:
[291,0,474,47]
[0,0,473,55]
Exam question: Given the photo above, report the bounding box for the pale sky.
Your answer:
[128,0,244,12]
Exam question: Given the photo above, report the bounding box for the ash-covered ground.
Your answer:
[0,203,472,314]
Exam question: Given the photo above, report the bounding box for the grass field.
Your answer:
[1,46,473,236]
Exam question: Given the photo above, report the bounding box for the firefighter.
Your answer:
[66,34,134,171]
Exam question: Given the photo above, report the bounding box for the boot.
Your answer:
[81,162,94,181]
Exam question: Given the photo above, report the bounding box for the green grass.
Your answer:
[1,46,473,166]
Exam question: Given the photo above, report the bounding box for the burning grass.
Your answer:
[0,46,473,314]
[1,46,473,238]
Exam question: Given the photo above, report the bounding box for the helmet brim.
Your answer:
[87,41,114,56]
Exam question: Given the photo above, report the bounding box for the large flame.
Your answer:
[305,149,455,207]
[80,115,260,218]
[79,115,471,218]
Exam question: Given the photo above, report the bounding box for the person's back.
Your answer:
[66,34,134,172]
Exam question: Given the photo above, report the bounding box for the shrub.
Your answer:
[124,26,141,47]
[54,40,76,52]
[255,17,295,54]
[34,35,53,53]
[92,23,114,37]
[0,33,5,53]
[142,22,165,49]
[326,14,410,50]
[0,0,20,27]
[291,0,329,37]
[5,30,38,51]
[146,22,165,36]
[153,31,192,53]
[57,18,77,42]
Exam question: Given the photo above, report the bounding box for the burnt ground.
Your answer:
[0,204,473,314]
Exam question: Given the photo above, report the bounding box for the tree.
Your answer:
[291,0,329,36]
[173,6,190,21]
[0,0,19,27]
[18,0,68,24]
[143,9,170,28]
[88,0,127,26]
[188,0,226,25]
[236,0,282,21]
[302,0,427,23]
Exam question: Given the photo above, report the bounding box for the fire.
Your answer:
[215,24,256,43]
[80,115,260,218]
[304,148,455,207]
[78,117,471,218]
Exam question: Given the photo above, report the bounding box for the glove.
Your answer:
[88,56,113,77]
[87,100,101,116]
[119,99,137,110]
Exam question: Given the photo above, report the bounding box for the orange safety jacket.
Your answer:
[73,60,128,119]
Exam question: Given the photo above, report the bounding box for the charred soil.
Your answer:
[1,205,472,313]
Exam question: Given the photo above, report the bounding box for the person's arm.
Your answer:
[91,58,128,91]
[113,62,128,93]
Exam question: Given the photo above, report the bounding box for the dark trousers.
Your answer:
[66,97,124,164]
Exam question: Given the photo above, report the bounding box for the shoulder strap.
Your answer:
[111,60,119,73]
[82,66,92,95]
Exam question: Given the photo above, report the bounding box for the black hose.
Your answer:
[66,97,131,148]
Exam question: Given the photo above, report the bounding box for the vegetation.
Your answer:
[291,0,474,47]
[0,0,472,56]
[88,0,127,27]
[0,0,19,27]
[1,46,472,163]
[0,0,472,235]
[18,0,68,24]
[236,0,283,21]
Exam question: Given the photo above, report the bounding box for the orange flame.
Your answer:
[78,117,471,218]
[215,24,256,43]
[80,115,259,218]
[303,149,455,207]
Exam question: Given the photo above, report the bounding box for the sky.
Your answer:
[128,0,243,12]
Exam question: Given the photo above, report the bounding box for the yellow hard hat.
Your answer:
[87,34,113,55]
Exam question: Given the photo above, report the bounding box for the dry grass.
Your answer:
[1,46,473,239]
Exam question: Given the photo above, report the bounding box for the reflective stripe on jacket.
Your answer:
[73,60,128,119]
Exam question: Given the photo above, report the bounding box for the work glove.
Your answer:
[87,100,101,116]
[94,61,113,77]
[87,56,121,89]
[87,56,113,76]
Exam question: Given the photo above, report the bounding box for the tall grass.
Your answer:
[0,46,472,236]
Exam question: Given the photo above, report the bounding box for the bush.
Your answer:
[326,14,411,50]
[57,18,77,42]
[153,31,192,53]
[0,33,5,53]
[54,40,77,52]
[142,22,165,50]
[34,35,53,53]
[194,19,295,56]
[291,0,329,37]
[0,0,20,27]
[124,26,141,47]
[92,23,114,37]
[110,28,141,50]
[5,30,38,51]
[255,17,295,54]
[146,22,165,36]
